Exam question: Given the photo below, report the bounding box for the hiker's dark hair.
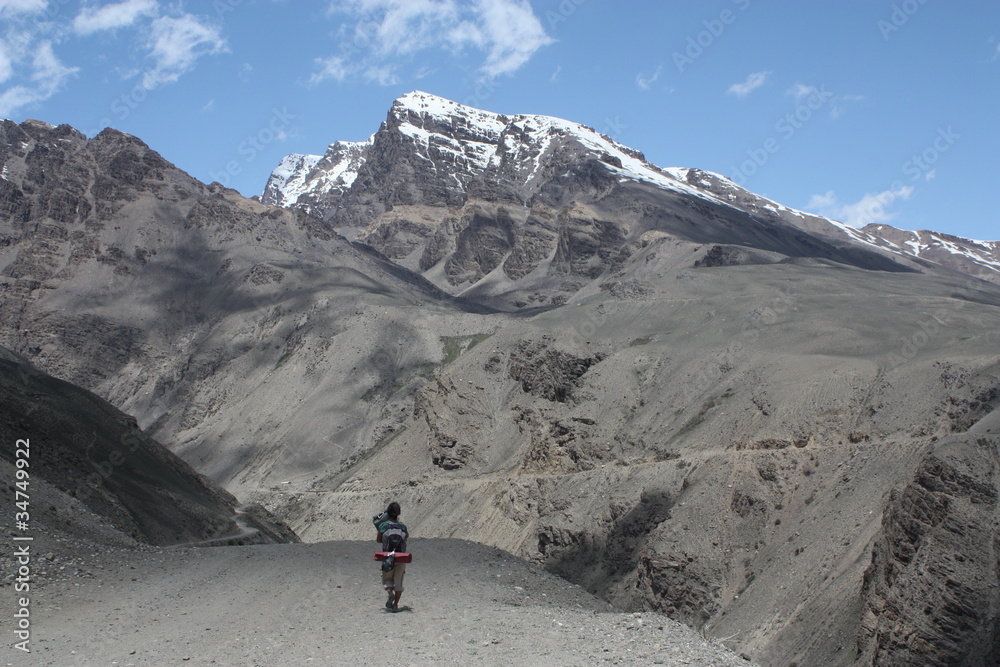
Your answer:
[387,502,401,520]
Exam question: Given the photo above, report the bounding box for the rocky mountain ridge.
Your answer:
[861,223,1000,282]
[0,116,487,492]
[264,91,999,306]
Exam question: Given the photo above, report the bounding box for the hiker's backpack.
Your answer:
[381,521,407,554]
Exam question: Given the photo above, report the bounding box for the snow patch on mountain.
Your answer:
[262,138,371,208]
[265,154,321,206]
[864,225,1000,276]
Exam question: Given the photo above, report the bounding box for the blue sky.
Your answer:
[2,0,997,241]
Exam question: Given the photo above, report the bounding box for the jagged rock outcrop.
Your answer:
[861,224,1000,285]
[857,434,1000,666]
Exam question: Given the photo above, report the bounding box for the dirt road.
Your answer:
[3,538,752,666]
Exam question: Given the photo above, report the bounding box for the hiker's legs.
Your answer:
[382,569,396,608]
[391,564,406,609]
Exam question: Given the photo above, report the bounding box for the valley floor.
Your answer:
[2,538,751,666]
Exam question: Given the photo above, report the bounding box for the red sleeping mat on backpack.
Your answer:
[374,552,412,563]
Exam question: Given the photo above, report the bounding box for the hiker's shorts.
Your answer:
[382,562,406,592]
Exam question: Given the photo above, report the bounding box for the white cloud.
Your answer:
[142,14,227,89]
[806,190,837,211]
[0,26,37,86]
[807,186,916,228]
[727,70,770,98]
[0,40,78,117]
[0,0,47,17]
[73,0,158,35]
[470,0,553,78]
[310,55,351,85]
[0,2,221,117]
[636,65,661,91]
[316,0,552,84]
[31,39,75,88]
[0,40,16,84]
[364,63,398,86]
[787,82,820,101]
[355,0,455,56]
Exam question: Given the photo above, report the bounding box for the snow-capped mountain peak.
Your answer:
[261,92,999,299]
[263,91,739,214]
[261,137,371,212]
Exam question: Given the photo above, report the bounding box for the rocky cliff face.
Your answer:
[856,422,1000,666]
[288,282,1000,667]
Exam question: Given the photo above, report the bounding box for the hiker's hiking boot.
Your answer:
[386,590,394,609]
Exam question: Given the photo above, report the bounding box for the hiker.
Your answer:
[375,502,409,612]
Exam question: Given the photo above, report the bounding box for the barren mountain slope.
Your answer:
[264,91,1000,306]
[278,258,1000,666]
[0,346,295,547]
[0,118,495,496]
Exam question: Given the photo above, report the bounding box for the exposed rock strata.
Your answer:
[857,436,1000,666]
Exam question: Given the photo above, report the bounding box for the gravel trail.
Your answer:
[3,538,753,666]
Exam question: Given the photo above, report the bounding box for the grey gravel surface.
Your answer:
[2,537,753,666]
